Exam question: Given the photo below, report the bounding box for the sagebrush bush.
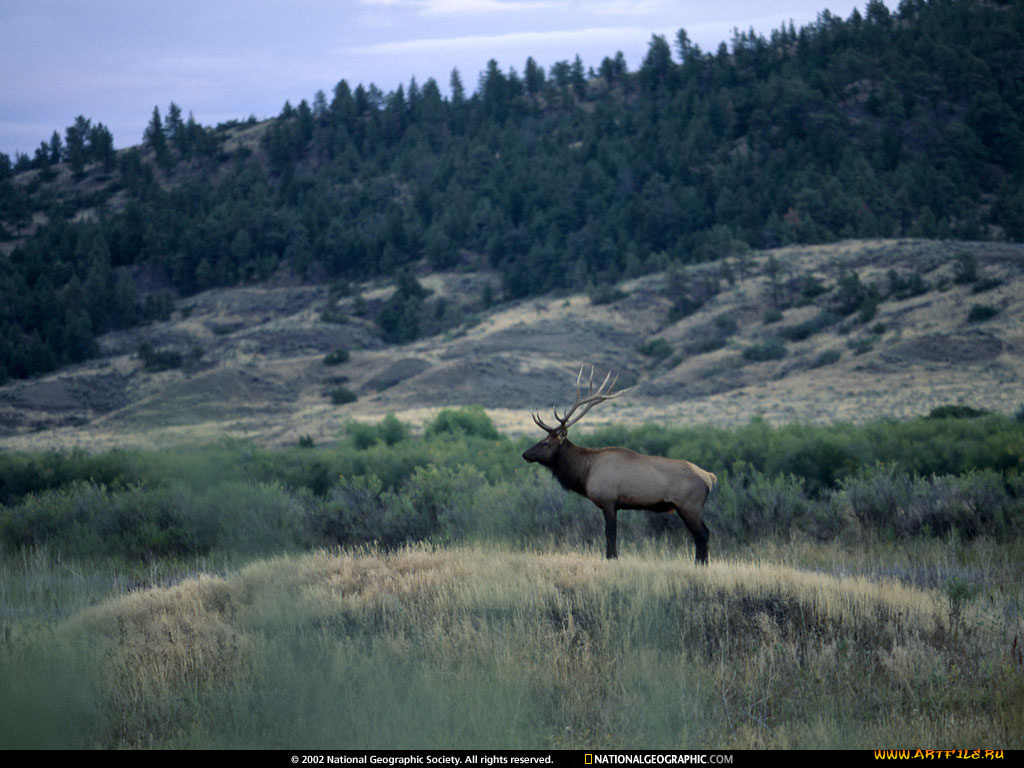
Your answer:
[403,464,486,542]
[714,463,811,541]
[313,475,414,548]
[2,482,217,560]
[1,479,311,560]
[835,463,915,533]
[832,465,1020,541]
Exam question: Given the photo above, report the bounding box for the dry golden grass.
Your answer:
[2,543,1016,749]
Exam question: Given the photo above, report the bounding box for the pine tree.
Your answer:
[525,56,544,95]
[164,102,184,151]
[48,131,63,165]
[64,116,91,177]
[571,55,586,98]
[449,68,465,105]
[88,123,116,170]
[144,106,171,167]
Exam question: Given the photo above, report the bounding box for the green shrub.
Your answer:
[323,348,350,366]
[847,337,874,355]
[425,406,499,440]
[378,413,410,446]
[0,449,143,505]
[136,341,182,372]
[967,304,999,322]
[811,349,842,368]
[1,482,220,560]
[346,421,381,449]
[330,386,358,404]
[799,276,829,301]
[971,277,1003,293]
[742,337,786,362]
[310,474,390,546]
[713,314,738,336]
[953,251,978,284]
[473,473,597,548]
[887,269,928,300]
[834,463,912,534]
[907,470,1011,539]
[588,284,627,305]
[694,337,727,354]
[779,311,839,341]
[402,464,486,542]
[639,338,672,361]
[346,414,410,449]
[196,480,307,554]
[714,463,810,541]
[927,405,989,420]
[834,464,1018,540]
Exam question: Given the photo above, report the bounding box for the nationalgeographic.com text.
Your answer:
[588,754,733,764]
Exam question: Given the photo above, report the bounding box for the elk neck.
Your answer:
[547,439,593,496]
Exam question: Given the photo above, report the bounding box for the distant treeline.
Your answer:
[1,0,1022,380]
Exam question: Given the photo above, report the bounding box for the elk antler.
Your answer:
[532,366,631,434]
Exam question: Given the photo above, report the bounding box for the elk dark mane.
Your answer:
[547,443,591,496]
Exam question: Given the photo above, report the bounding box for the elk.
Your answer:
[522,367,717,564]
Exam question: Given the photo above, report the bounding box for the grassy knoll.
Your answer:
[1,541,1021,749]
[1,411,1021,748]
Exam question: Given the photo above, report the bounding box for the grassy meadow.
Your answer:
[1,409,1022,749]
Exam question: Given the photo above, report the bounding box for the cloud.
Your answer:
[349,25,650,55]
[417,0,557,14]
[360,0,557,13]
[585,0,675,16]
[150,53,269,76]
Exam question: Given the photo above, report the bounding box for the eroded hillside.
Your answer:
[1,238,1022,451]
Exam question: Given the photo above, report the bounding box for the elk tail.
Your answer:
[703,472,719,506]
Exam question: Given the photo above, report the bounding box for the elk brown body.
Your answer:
[522,368,717,564]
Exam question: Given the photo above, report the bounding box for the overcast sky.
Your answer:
[1,0,888,159]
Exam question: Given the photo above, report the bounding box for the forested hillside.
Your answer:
[1,0,1022,382]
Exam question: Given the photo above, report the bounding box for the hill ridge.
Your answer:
[2,0,1023,388]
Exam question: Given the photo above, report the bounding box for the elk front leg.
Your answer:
[602,506,618,559]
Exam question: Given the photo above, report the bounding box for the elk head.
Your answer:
[522,366,630,466]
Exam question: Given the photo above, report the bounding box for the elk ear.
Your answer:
[556,427,568,440]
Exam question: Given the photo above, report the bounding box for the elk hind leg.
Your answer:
[676,506,710,566]
[602,506,618,559]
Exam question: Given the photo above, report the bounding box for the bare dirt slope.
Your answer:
[1,239,1022,452]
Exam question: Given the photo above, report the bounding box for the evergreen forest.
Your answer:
[1,0,1022,382]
